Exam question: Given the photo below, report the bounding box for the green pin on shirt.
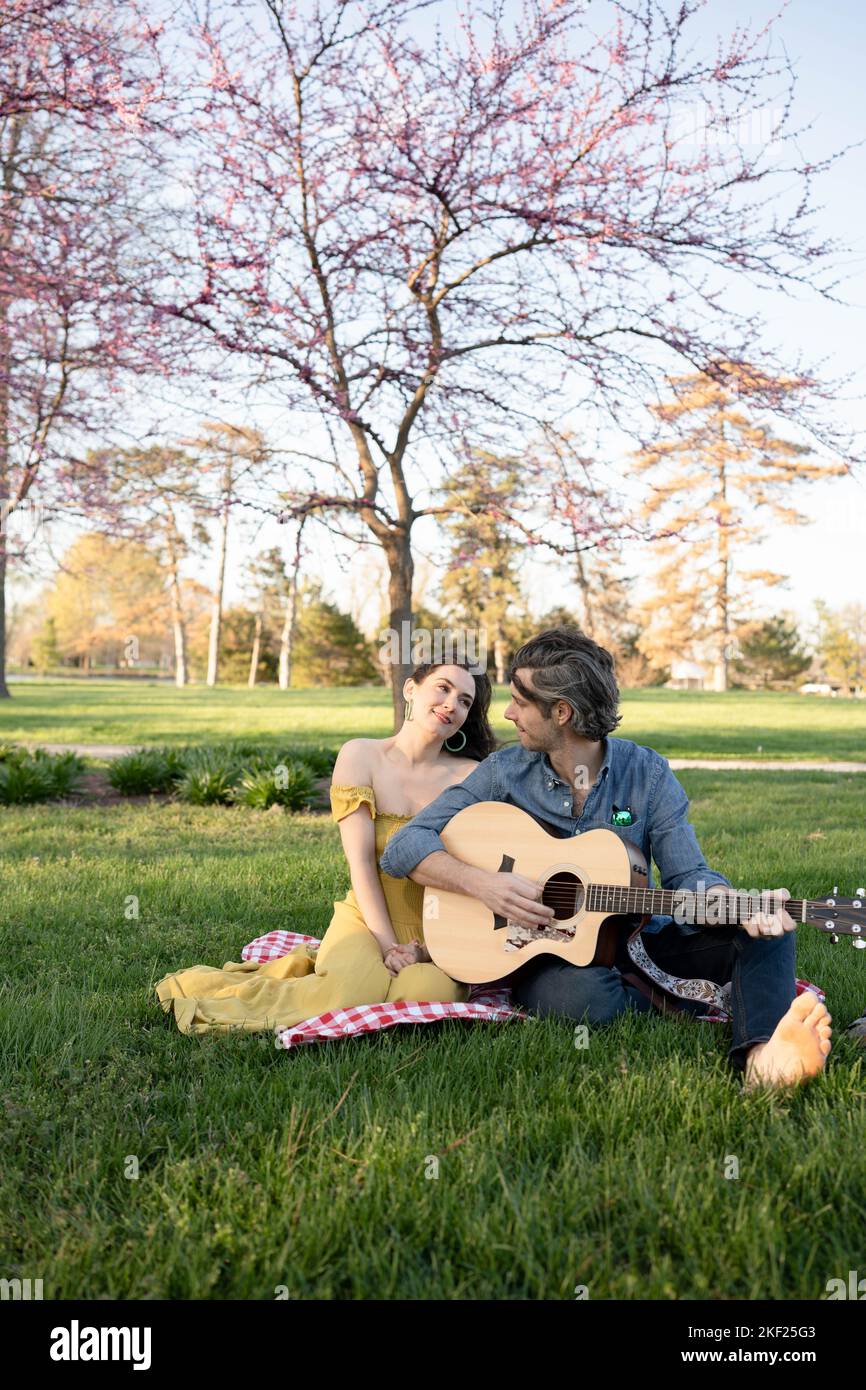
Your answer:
[611,807,634,827]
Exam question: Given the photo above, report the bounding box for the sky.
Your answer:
[245,0,866,640]
[11,0,866,648]
[239,0,866,639]
[662,0,866,632]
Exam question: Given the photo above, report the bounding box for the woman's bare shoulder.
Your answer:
[449,756,486,782]
[332,738,374,782]
[332,737,395,779]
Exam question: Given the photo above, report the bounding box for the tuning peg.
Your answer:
[853,939,866,950]
[857,888,866,897]
[831,934,839,945]
[833,885,839,895]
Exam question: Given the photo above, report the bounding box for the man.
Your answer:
[379,627,832,1090]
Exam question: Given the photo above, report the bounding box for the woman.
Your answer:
[155,661,495,1035]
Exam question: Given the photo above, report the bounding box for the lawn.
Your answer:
[1,680,865,761]
[2,770,865,1300]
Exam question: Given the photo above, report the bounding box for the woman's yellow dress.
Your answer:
[154,784,470,1035]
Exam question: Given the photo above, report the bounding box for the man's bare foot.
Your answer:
[743,992,832,1091]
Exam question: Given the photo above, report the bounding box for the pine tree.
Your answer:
[32,616,60,673]
[438,452,526,683]
[292,582,380,686]
[632,365,847,689]
[732,615,811,689]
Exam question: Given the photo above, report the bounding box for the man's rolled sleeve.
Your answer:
[379,754,498,879]
[648,759,732,893]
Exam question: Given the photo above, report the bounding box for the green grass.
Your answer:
[2,771,865,1300]
[1,681,865,760]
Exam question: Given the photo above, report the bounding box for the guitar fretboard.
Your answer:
[584,885,816,925]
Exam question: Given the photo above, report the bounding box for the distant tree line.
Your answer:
[8,524,863,696]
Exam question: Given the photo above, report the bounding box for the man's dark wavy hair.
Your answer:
[409,661,496,762]
[507,627,622,742]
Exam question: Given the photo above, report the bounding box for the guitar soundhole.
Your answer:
[542,872,585,920]
[503,872,585,953]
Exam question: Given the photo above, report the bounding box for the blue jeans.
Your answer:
[509,924,798,1072]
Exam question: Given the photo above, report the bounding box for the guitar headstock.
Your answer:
[807,887,866,947]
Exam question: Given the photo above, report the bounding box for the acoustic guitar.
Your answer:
[422,802,866,984]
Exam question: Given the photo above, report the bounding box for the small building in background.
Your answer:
[666,659,706,691]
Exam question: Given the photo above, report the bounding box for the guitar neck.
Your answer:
[587,885,814,926]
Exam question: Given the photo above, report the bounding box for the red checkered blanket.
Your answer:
[242,931,522,1048]
[241,930,825,1051]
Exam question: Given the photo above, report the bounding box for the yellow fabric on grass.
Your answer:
[154,783,469,1035]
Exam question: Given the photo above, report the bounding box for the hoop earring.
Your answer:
[404,699,413,721]
[444,729,467,753]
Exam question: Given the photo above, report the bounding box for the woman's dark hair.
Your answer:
[409,661,496,762]
[506,626,622,741]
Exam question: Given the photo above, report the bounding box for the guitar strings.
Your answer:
[533,889,857,926]
[537,886,815,915]
[536,885,799,900]
[537,887,800,903]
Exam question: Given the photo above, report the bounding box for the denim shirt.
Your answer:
[378,736,732,934]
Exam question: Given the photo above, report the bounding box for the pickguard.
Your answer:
[492,854,515,932]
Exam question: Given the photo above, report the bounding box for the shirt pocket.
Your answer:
[604,815,643,847]
[576,814,642,849]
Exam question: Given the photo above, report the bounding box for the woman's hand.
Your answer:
[382,940,429,975]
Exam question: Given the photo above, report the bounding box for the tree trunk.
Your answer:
[574,545,596,637]
[493,630,507,684]
[165,524,188,688]
[206,464,231,688]
[277,589,296,690]
[384,535,414,731]
[0,536,8,700]
[248,610,262,688]
[278,517,305,690]
[713,413,730,692]
[0,300,10,699]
